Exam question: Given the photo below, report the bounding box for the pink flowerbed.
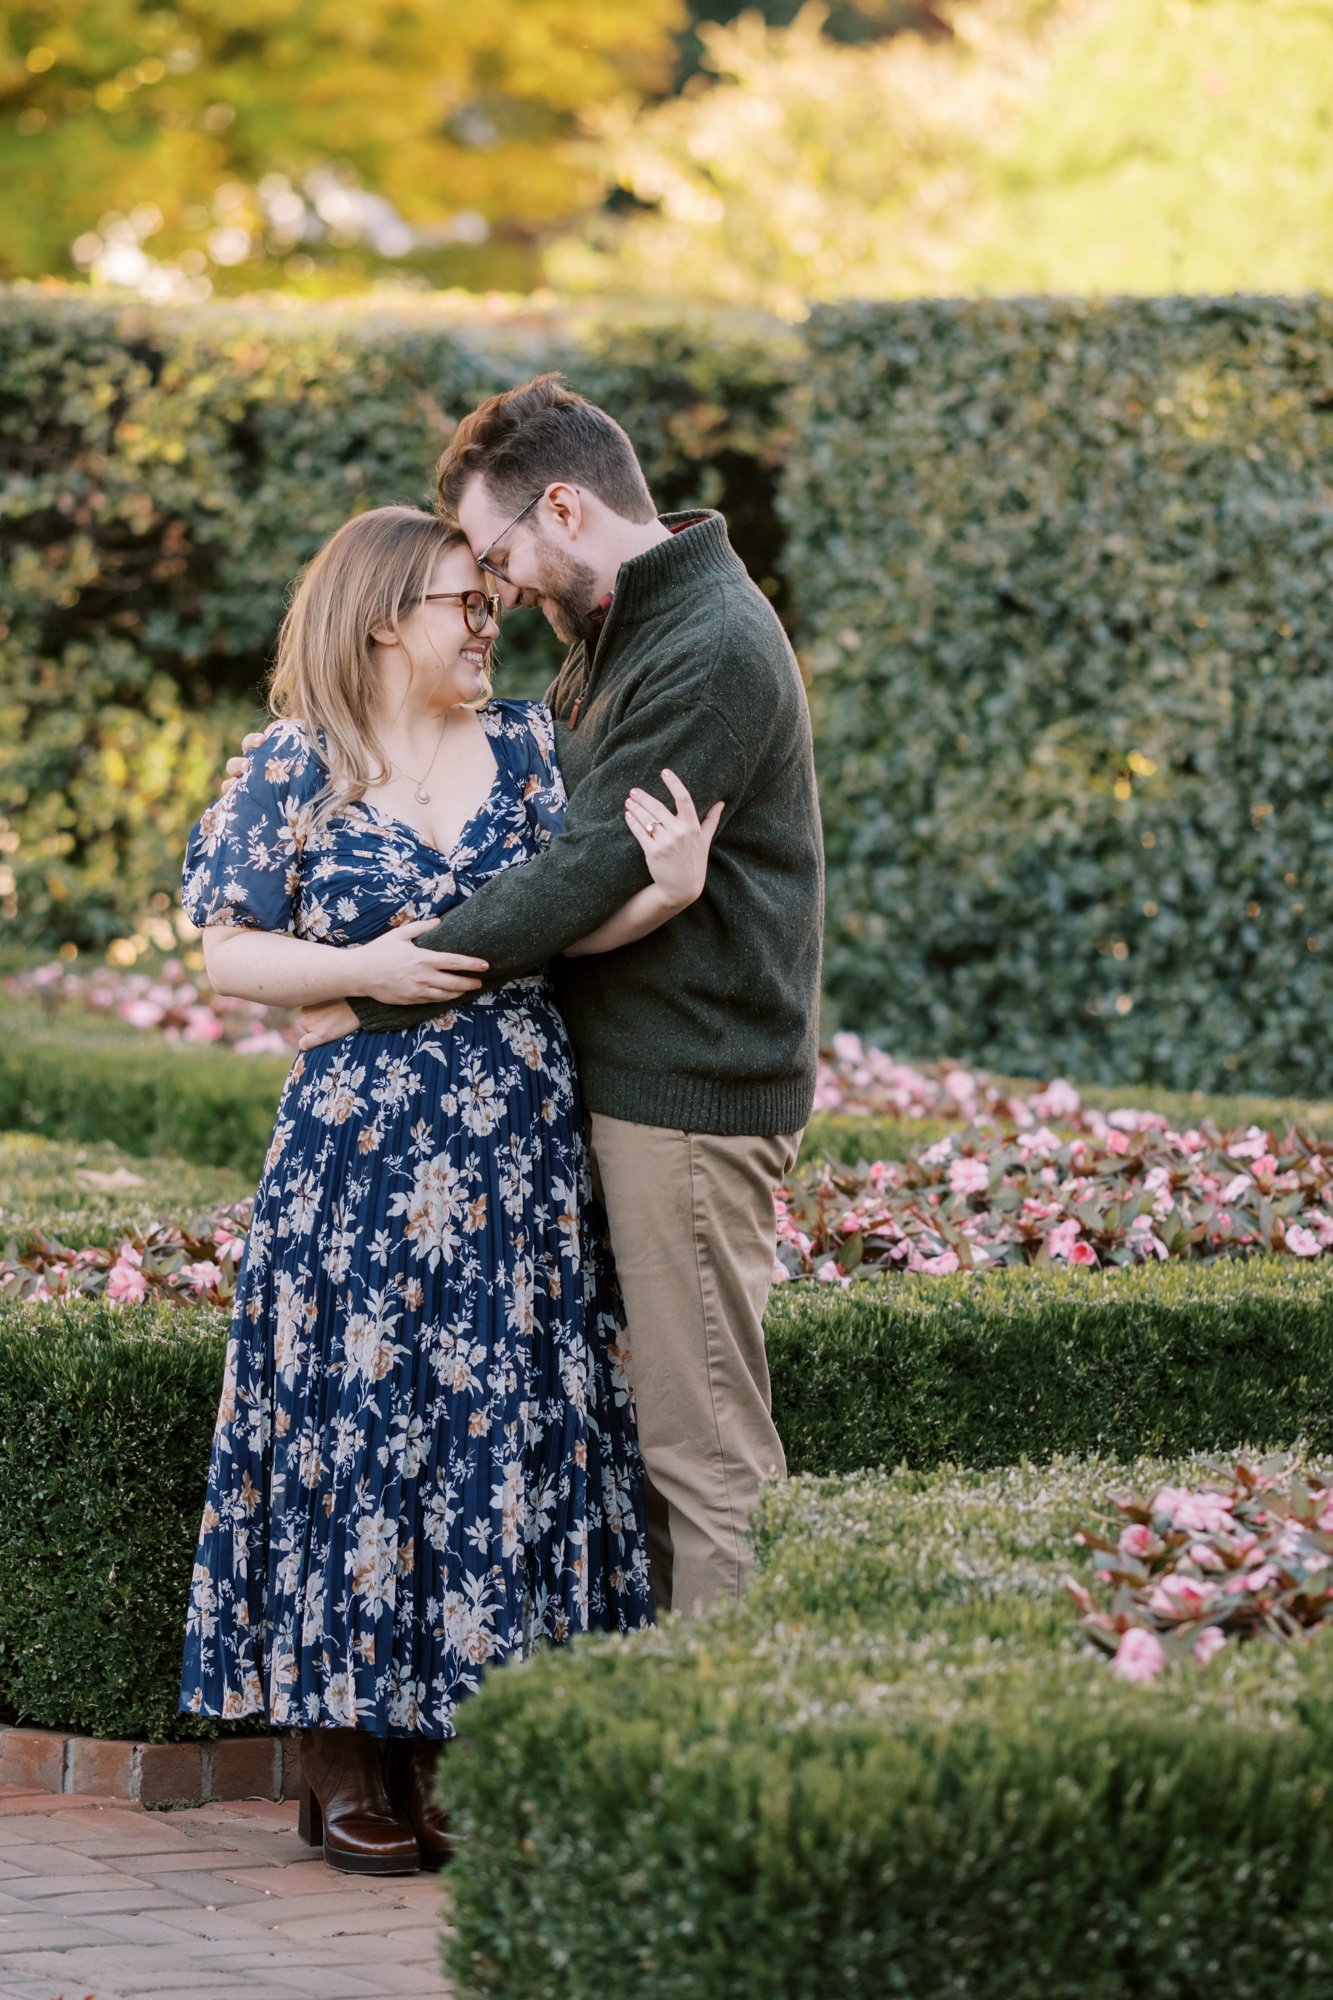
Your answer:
[9,973,1333,1293]
[1069,1463,1333,1678]
[5,960,294,1056]
[775,1117,1333,1280]
[0,1208,252,1308]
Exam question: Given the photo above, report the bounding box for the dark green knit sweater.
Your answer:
[350,511,824,1136]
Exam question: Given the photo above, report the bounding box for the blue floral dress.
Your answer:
[178,699,653,1736]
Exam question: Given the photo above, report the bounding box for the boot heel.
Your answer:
[296,1776,323,1848]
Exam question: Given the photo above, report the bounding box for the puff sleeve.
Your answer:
[181,722,322,934]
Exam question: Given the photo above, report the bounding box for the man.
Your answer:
[294,374,823,1616]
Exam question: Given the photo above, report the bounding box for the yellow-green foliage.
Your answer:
[0,0,681,295]
[965,0,1333,296]
[787,293,1333,1094]
[6,1261,1333,1741]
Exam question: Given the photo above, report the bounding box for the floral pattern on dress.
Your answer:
[179,699,652,1736]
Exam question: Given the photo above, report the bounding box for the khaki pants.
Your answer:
[587,1114,801,1618]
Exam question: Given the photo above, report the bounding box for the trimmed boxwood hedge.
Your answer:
[766,1258,1333,1473]
[442,1455,1333,2000]
[786,294,1333,1096]
[0,1295,232,1741]
[6,992,1333,1187]
[2,1258,1331,1741]
[0,997,288,1175]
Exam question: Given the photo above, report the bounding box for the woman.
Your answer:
[179,505,719,1875]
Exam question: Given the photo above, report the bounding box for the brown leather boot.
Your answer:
[384,1737,453,1871]
[296,1727,421,1875]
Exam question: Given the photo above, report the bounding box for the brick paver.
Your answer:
[0,1783,453,2000]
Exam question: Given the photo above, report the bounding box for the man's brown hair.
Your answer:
[436,373,656,527]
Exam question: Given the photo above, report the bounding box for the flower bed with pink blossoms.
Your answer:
[1070,1461,1333,1681]
[4,960,295,1056]
[0,1208,251,1308]
[776,1114,1333,1280]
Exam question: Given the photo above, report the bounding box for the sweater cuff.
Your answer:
[348,993,441,1034]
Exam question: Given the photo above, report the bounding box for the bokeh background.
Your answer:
[3,0,1332,1091]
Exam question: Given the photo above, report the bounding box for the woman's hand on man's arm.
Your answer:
[564,769,723,958]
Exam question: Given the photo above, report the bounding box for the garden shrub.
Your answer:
[766,1258,1333,1474]
[786,295,1333,1096]
[0,995,286,1175]
[0,291,798,946]
[442,1455,1333,2000]
[3,1259,1332,1738]
[0,1293,232,1741]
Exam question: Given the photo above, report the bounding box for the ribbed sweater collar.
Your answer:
[609,510,742,628]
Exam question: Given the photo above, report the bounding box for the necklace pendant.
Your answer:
[414,785,430,805]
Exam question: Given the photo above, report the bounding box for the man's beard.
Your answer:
[531,535,602,649]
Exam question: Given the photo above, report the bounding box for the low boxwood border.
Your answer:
[442,1456,1333,1999]
[2,1260,1331,1740]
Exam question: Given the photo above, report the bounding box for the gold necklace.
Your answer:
[388,713,449,806]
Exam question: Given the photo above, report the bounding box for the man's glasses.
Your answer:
[421,588,502,635]
[473,493,543,584]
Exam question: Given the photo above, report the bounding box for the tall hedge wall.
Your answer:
[6,291,1333,1097]
[785,296,1333,1095]
[0,293,797,946]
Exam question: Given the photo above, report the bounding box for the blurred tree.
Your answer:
[550,1,1079,316]
[0,0,682,295]
[553,0,1333,315]
[675,0,954,79]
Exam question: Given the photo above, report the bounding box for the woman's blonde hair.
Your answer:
[267,504,490,826]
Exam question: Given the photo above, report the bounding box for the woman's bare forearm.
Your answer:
[202,927,362,1006]
[563,884,685,958]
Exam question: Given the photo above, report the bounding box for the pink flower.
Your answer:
[1111,1627,1167,1682]
[1070,1241,1098,1266]
[213,1221,248,1263]
[948,1156,990,1196]
[179,1260,224,1293]
[1149,1575,1215,1618]
[1172,1491,1235,1536]
[1033,1078,1081,1120]
[1193,1627,1227,1666]
[1251,1154,1278,1179]
[1105,1130,1130,1157]
[106,1258,147,1304]
[1046,1219,1082,1261]
[838,1210,867,1234]
[814,1260,849,1286]
[916,1248,960,1275]
[1225,1562,1278,1596]
[120,998,165,1029]
[1285,1222,1321,1258]
[1118,1523,1156,1558]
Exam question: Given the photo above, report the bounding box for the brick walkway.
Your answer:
[0,1784,453,2000]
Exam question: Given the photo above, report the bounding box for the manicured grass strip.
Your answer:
[768,1258,1333,1474]
[0,997,287,1176]
[0,1133,252,1252]
[443,1455,1333,2000]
